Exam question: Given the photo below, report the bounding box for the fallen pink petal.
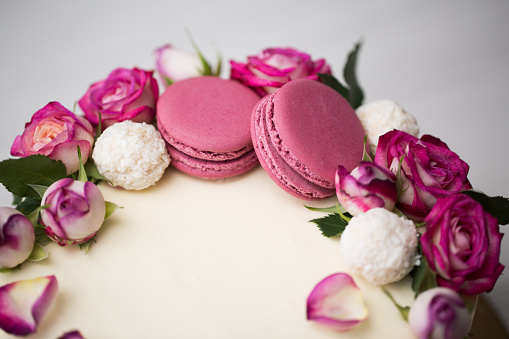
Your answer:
[0,275,58,336]
[307,272,368,331]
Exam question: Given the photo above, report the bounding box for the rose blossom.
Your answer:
[0,207,35,269]
[335,162,397,216]
[408,287,471,339]
[10,101,95,174]
[230,47,331,96]
[153,44,203,86]
[78,67,159,129]
[421,193,504,295]
[40,178,106,246]
[374,130,472,221]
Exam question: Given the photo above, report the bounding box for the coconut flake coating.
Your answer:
[356,100,419,154]
[339,208,418,285]
[93,121,170,190]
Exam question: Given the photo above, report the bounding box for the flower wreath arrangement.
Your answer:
[0,36,507,338]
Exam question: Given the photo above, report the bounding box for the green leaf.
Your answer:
[84,160,109,183]
[164,76,174,86]
[462,190,509,225]
[77,146,88,182]
[0,266,21,273]
[25,184,48,199]
[0,155,67,199]
[105,201,122,220]
[27,243,49,262]
[410,250,438,297]
[305,204,341,214]
[186,29,213,76]
[15,197,41,216]
[79,238,96,254]
[362,135,373,162]
[309,213,347,238]
[214,51,223,77]
[26,205,47,228]
[35,228,53,245]
[95,110,103,141]
[343,41,364,109]
[382,288,410,322]
[317,73,349,99]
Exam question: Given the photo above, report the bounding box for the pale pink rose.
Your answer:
[0,207,35,269]
[10,101,94,174]
[230,47,331,96]
[40,178,106,246]
[153,44,203,86]
[78,67,159,129]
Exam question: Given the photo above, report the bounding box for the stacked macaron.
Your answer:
[251,79,366,200]
[157,76,260,179]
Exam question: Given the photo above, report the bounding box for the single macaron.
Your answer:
[157,76,260,179]
[251,79,365,200]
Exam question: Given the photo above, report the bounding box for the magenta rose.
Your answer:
[230,47,331,96]
[40,178,106,246]
[374,130,472,221]
[78,67,159,129]
[421,193,504,295]
[335,162,397,216]
[10,101,95,174]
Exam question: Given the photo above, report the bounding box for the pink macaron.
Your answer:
[157,76,261,179]
[251,79,365,200]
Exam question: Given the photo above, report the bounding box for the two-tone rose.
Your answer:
[10,102,95,174]
[230,47,331,96]
[374,130,472,221]
[78,67,159,129]
[421,193,504,295]
[0,207,35,269]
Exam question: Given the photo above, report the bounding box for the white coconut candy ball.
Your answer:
[339,208,419,285]
[93,121,170,190]
[356,100,419,155]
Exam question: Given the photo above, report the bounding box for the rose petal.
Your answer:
[0,276,58,336]
[307,273,368,331]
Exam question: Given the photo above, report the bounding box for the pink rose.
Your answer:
[335,162,397,216]
[421,193,504,295]
[10,101,95,174]
[78,67,159,129]
[230,47,331,96]
[408,287,471,339]
[40,178,106,246]
[0,207,35,269]
[374,130,472,221]
[153,44,203,86]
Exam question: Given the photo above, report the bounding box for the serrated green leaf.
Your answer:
[462,190,509,225]
[0,155,67,199]
[309,213,347,238]
[382,288,410,321]
[317,73,349,98]
[105,201,122,220]
[343,41,364,109]
[77,146,88,182]
[27,243,49,262]
[79,238,96,254]
[410,249,438,297]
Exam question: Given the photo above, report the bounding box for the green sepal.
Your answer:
[77,146,88,182]
[317,73,349,98]
[105,201,122,220]
[411,246,438,297]
[95,110,103,141]
[34,227,53,246]
[362,135,373,162]
[0,266,21,273]
[25,184,48,199]
[305,204,344,214]
[343,41,364,109]
[79,238,96,254]
[214,51,223,77]
[84,160,109,183]
[462,190,509,225]
[186,30,213,76]
[27,205,47,228]
[27,243,49,262]
[164,76,174,86]
[15,197,41,216]
[382,288,410,322]
[309,213,347,238]
[0,155,67,199]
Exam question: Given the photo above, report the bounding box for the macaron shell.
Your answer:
[167,145,259,180]
[251,95,335,200]
[268,79,365,188]
[157,76,260,160]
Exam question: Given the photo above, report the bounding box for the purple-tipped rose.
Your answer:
[335,162,397,216]
[10,101,95,174]
[0,275,58,336]
[40,178,106,246]
[78,67,159,129]
[153,44,203,86]
[421,193,504,295]
[0,207,35,269]
[230,47,331,96]
[408,287,471,339]
[375,130,472,221]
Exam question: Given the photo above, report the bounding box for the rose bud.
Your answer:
[408,287,471,339]
[78,67,159,129]
[0,275,58,336]
[0,207,35,269]
[421,193,504,295]
[375,130,472,221]
[10,101,95,174]
[40,178,106,246]
[335,162,397,216]
[153,44,203,86]
[230,47,331,96]
[307,273,368,331]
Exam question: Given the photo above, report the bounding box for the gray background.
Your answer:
[1,0,508,330]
